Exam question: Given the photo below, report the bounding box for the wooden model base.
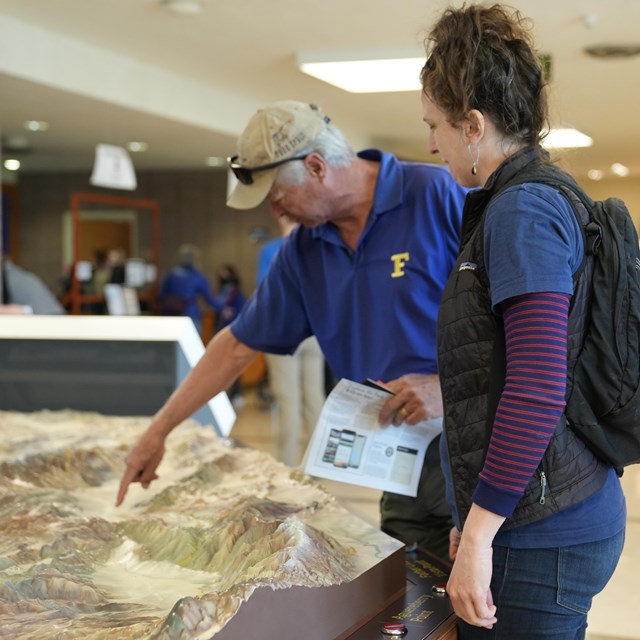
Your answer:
[216,544,407,640]
[344,546,457,640]
[216,546,457,640]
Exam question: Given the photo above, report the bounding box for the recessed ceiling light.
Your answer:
[205,156,226,167]
[611,163,630,177]
[4,159,21,171]
[587,169,604,181]
[161,0,204,16]
[126,141,148,153]
[24,120,49,132]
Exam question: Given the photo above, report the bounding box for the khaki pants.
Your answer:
[265,337,326,466]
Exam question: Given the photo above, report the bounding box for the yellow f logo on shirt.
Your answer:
[390,252,410,278]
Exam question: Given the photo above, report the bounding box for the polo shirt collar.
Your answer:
[311,148,402,243]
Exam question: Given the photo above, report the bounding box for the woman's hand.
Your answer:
[446,505,504,628]
[447,533,497,628]
[449,526,462,560]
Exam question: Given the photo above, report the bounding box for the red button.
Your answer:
[432,581,447,595]
[381,622,408,636]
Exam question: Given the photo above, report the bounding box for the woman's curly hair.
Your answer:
[421,3,548,147]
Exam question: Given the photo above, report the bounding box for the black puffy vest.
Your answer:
[437,147,609,530]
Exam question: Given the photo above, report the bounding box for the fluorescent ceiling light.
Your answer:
[126,141,148,153]
[161,0,204,15]
[205,156,226,167]
[297,48,424,93]
[24,120,49,132]
[543,127,593,149]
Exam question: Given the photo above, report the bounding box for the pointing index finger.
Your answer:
[115,465,140,507]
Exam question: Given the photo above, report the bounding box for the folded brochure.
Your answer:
[302,378,442,497]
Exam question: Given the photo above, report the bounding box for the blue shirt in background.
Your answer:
[256,236,283,285]
[159,265,220,329]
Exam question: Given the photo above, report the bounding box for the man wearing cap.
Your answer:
[117,100,466,560]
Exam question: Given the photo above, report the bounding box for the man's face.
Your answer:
[267,171,330,228]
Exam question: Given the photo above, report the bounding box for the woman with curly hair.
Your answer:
[420,4,626,638]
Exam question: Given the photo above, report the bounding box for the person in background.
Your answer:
[213,264,246,334]
[116,100,466,562]
[85,249,113,313]
[158,244,220,335]
[420,4,625,637]
[1,258,65,315]
[257,215,325,466]
[89,249,111,299]
[105,248,127,285]
[213,263,246,405]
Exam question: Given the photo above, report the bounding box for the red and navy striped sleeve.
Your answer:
[471,291,570,518]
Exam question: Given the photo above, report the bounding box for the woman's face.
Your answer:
[420,92,479,188]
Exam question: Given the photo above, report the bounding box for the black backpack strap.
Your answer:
[499,160,603,259]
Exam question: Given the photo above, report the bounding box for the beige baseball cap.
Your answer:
[226,101,330,210]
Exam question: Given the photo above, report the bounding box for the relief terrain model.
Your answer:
[0,411,402,639]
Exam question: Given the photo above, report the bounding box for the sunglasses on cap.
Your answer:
[227,154,308,186]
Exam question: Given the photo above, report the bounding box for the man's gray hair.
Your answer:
[277,124,355,185]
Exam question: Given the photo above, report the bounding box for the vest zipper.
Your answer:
[539,470,547,505]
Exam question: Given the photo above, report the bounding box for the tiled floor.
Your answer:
[230,389,639,640]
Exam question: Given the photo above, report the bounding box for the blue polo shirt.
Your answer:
[231,149,466,382]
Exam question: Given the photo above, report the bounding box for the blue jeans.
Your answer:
[458,529,625,640]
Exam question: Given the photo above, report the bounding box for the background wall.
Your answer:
[14,169,279,301]
[8,169,640,308]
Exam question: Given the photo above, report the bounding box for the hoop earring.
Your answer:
[468,143,480,176]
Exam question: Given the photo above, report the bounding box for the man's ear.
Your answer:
[464,109,485,144]
[304,153,326,179]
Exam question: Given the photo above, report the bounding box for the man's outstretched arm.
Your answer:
[116,327,258,506]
